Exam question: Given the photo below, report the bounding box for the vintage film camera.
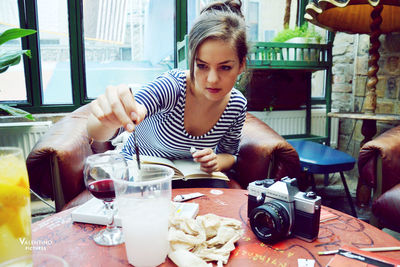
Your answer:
[247,177,321,244]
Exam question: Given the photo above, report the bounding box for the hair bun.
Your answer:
[201,0,243,18]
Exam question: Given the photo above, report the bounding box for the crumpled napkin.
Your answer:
[168,213,243,267]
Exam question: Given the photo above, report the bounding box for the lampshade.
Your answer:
[305,0,400,114]
[305,0,400,34]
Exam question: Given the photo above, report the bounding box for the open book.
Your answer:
[135,155,229,181]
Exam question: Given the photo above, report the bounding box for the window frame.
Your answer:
[6,0,186,113]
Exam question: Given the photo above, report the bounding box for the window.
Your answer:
[0,0,176,113]
[83,0,175,98]
[37,0,73,105]
[247,1,259,41]
[0,0,27,103]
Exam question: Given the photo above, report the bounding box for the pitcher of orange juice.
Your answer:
[0,147,32,263]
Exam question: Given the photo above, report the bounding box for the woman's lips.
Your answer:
[207,88,220,94]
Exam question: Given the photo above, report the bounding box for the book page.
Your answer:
[138,155,175,166]
[131,155,229,181]
[132,155,183,178]
[173,159,229,181]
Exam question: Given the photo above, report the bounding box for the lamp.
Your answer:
[305,0,400,114]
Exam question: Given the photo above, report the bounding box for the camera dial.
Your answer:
[304,191,317,199]
[249,200,290,244]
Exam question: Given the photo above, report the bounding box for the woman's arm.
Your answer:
[87,84,147,141]
[216,153,236,172]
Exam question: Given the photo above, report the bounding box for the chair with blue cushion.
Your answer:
[287,139,357,218]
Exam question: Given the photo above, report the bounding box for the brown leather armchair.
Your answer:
[27,104,301,211]
[357,125,400,232]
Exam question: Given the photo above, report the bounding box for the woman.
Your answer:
[87,0,248,187]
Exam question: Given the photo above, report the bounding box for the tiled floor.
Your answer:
[30,171,400,241]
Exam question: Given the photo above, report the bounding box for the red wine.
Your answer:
[88,179,115,202]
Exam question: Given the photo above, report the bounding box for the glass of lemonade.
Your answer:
[0,147,32,264]
[113,163,173,267]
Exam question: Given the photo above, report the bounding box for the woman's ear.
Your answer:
[239,61,246,74]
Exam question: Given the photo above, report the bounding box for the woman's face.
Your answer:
[193,39,245,102]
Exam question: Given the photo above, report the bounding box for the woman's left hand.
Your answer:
[192,148,219,173]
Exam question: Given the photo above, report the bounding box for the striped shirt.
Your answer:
[121,69,247,160]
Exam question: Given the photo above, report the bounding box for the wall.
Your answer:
[332,32,400,162]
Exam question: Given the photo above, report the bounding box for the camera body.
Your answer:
[247,177,321,244]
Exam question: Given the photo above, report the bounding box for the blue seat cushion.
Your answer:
[288,140,355,174]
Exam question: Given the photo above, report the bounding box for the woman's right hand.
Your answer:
[88,84,147,140]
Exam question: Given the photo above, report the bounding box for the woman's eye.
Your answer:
[221,65,232,71]
[196,64,207,69]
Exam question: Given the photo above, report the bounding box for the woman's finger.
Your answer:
[106,85,135,132]
[89,99,104,119]
[118,85,142,124]
[194,149,216,163]
[200,160,218,173]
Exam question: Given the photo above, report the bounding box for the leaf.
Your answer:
[0,65,9,73]
[0,28,36,46]
[0,104,35,121]
[0,50,24,69]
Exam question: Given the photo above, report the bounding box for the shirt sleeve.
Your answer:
[134,70,181,117]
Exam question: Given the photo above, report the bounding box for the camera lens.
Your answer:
[249,201,290,244]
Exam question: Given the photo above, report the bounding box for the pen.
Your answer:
[133,131,141,170]
[318,246,400,255]
[173,192,204,202]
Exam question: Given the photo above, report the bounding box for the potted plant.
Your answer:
[272,23,323,44]
[0,28,36,120]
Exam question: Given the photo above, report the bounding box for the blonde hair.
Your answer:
[188,0,248,82]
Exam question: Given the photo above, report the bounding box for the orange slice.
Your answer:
[0,205,12,226]
[0,183,29,207]
[7,207,31,238]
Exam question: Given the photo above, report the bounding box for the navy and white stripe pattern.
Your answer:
[121,69,247,160]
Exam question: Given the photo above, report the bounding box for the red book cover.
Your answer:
[326,245,400,267]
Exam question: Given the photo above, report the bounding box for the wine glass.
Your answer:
[83,151,126,246]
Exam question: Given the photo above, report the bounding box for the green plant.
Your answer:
[272,23,322,43]
[235,71,252,96]
[0,28,36,120]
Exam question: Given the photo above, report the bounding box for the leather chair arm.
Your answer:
[26,105,112,211]
[372,183,400,232]
[234,113,301,189]
[358,125,400,193]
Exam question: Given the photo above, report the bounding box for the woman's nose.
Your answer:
[207,69,218,83]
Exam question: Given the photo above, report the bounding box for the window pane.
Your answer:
[0,0,28,102]
[311,70,326,98]
[187,0,298,42]
[83,0,175,99]
[252,0,298,42]
[37,0,73,104]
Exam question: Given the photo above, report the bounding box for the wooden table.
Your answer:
[32,188,400,267]
[328,112,400,146]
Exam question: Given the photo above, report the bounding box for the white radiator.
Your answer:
[249,109,339,148]
[0,121,52,159]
